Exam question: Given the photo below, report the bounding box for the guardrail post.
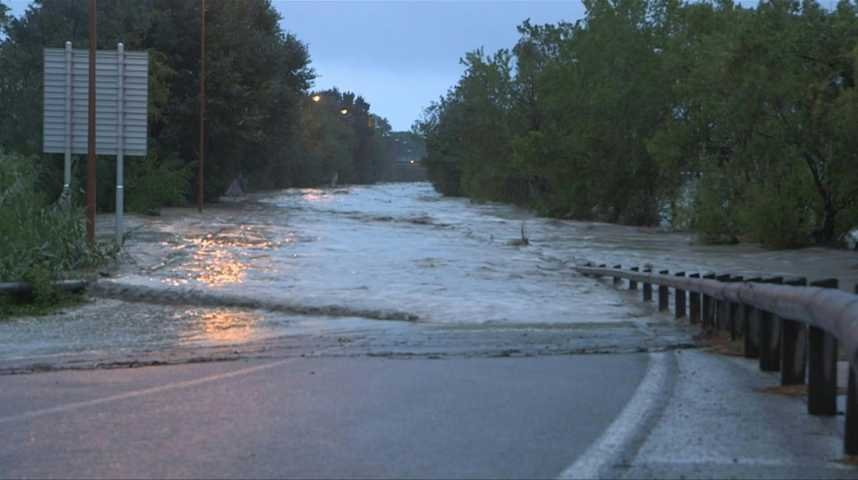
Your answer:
[629,267,638,290]
[702,273,715,328]
[849,281,858,454]
[612,265,622,286]
[658,270,669,312]
[674,272,686,319]
[759,276,784,372]
[714,274,731,330]
[689,273,701,323]
[742,277,762,358]
[780,277,807,386]
[727,276,743,340]
[846,363,858,454]
[808,278,839,416]
[642,268,652,302]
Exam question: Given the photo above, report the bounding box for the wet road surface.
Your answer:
[2,351,854,479]
[0,355,647,479]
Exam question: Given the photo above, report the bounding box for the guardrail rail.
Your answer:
[575,262,858,455]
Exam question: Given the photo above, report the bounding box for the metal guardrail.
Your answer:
[575,262,858,455]
[0,280,88,297]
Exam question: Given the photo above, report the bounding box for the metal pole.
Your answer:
[658,270,670,311]
[758,276,784,372]
[642,268,652,302]
[63,41,72,205]
[86,0,97,244]
[743,277,763,358]
[849,283,858,454]
[780,277,807,386]
[728,276,744,339]
[847,364,858,454]
[115,43,124,244]
[197,0,206,213]
[808,278,839,416]
[689,273,700,323]
[674,272,686,319]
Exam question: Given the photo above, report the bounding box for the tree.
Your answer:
[420,0,858,247]
[652,0,858,246]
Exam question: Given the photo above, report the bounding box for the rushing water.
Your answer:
[105,182,645,325]
[1,182,856,365]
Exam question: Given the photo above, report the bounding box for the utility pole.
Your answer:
[197,0,206,213]
[86,0,97,243]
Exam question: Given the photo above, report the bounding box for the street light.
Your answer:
[312,94,321,102]
[340,108,349,116]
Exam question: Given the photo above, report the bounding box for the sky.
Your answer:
[274,1,583,130]
[4,0,582,131]
[5,0,839,131]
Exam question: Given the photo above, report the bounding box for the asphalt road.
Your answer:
[0,354,649,479]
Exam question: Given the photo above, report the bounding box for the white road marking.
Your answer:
[0,358,293,425]
[558,352,671,479]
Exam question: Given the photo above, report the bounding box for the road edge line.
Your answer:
[0,358,293,425]
[558,351,673,480]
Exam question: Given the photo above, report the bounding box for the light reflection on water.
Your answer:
[188,309,260,344]
[191,240,247,286]
[301,189,333,203]
[161,225,280,288]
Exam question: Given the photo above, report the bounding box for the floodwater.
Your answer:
[112,182,640,325]
[1,182,856,367]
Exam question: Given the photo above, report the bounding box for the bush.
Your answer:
[0,151,110,303]
[737,169,816,249]
[692,170,742,244]
[125,153,191,214]
[693,158,818,249]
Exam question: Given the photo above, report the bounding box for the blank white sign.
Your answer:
[43,48,148,156]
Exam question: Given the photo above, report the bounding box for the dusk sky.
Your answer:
[275,1,583,130]
[5,0,583,131]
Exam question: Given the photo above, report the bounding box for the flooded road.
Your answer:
[112,182,642,325]
[1,182,855,369]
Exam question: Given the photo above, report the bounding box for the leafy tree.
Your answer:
[420,0,858,247]
[0,0,399,213]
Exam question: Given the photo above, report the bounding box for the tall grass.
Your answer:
[0,150,113,309]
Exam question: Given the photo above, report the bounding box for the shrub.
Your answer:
[737,169,816,249]
[692,169,742,244]
[0,150,111,308]
[125,153,191,214]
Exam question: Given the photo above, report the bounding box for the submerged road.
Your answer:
[0,355,648,479]
[2,184,856,478]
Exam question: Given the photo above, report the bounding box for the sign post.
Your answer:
[43,45,148,244]
[115,43,125,240]
[87,0,96,244]
[63,41,72,204]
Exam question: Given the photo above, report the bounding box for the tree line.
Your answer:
[0,0,402,214]
[416,0,858,248]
